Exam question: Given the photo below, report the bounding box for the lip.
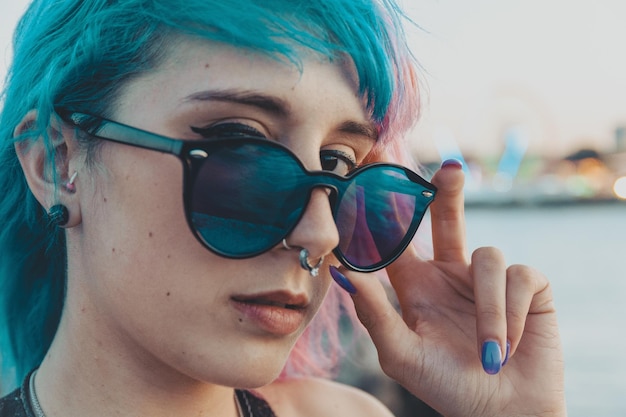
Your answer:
[231,291,309,336]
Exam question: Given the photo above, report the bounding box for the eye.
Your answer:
[191,122,267,139]
[320,149,356,175]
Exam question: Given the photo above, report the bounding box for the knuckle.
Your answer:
[472,246,505,269]
[478,302,504,320]
[505,305,528,324]
[357,308,391,333]
[507,263,532,277]
[356,310,377,331]
[507,264,549,292]
[508,264,535,285]
[475,260,501,276]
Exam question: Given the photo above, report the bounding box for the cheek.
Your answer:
[80,148,206,294]
[99,149,188,251]
[76,148,232,340]
[309,272,334,315]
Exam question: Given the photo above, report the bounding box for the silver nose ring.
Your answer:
[298,248,324,277]
[282,239,324,277]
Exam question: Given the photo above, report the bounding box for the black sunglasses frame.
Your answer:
[56,108,437,272]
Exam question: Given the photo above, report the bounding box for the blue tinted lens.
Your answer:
[334,166,434,271]
[190,142,306,257]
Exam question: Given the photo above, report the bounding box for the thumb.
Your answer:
[330,266,423,378]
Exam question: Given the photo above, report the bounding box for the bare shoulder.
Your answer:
[256,377,394,417]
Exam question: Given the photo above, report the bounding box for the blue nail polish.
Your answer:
[329,266,357,294]
[481,341,502,375]
[502,340,511,366]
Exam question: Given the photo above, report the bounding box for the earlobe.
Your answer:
[14,110,82,228]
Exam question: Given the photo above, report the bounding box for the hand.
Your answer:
[339,163,566,417]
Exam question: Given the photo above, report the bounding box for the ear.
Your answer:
[14,110,82,228]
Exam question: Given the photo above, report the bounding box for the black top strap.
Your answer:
[235,389,278,417]
[1,370,277,417]
[0,369,37,417]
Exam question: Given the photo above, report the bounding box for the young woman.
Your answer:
[0,1,565,416]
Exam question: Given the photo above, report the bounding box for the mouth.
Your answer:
[230,291,310,336]
[231,291,309,310]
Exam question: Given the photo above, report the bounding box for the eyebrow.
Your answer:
[337,120,379,143]
[184,88,378,142]
[183,89,290,118]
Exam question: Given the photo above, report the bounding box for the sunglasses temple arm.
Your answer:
[61,110,184,156]
[97,122,184,155]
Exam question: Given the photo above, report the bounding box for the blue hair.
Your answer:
[0,0,420,390]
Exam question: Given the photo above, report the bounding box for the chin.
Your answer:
[215,359,289,389]
[193,344,295,389]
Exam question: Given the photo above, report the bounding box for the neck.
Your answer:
[35,304,239,417]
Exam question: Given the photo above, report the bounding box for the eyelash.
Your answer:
[320,150,357,173]
[191,122,357,173]
[190,122,266,139]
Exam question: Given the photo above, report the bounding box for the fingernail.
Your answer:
[441,158,463,169]
[329,266,357,294]
[502,340,511,366]
[481,340,502,375]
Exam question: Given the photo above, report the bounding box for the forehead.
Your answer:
[162,37,360,94]
[113,37,370,126]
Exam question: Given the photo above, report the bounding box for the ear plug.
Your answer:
[48,204,69,226]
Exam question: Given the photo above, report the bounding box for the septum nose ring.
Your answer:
[282,239,324,277]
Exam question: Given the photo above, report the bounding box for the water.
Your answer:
[464,202,626,417]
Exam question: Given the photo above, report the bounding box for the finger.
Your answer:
[384,240,422,286]
[331,266,422,378]
[471,247,508,375]
[430,161,467,263]
[504,264,552,360]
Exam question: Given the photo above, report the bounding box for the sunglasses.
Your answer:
[56,108,436,272]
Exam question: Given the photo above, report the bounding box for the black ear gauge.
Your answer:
[48,204,69,227]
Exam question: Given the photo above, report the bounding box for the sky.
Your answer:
[1,0,625,160]
[404,0,626,159]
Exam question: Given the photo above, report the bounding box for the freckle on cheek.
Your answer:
[166,292,171,296]
[149,231,153,238]
[111,247,115,253]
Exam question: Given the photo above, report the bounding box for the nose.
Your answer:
[284,187,339,262]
